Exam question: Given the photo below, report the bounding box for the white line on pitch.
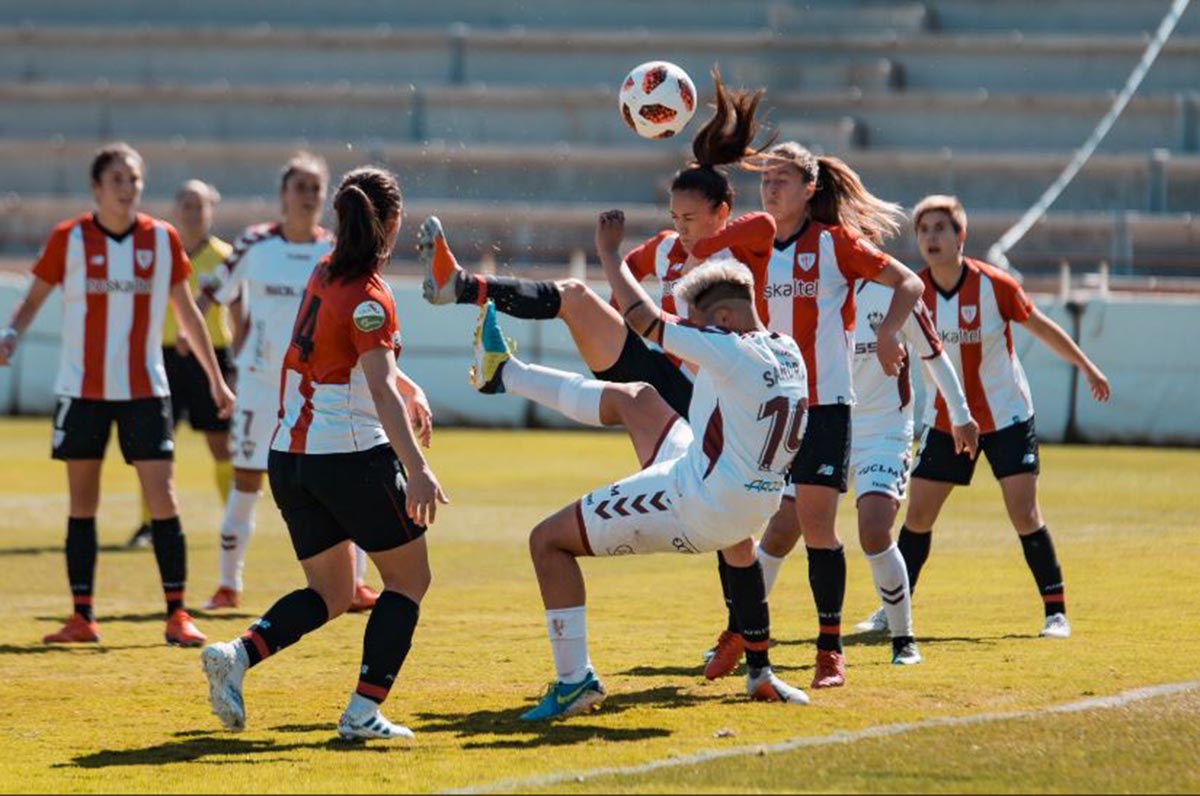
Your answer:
[450,679,1200,795]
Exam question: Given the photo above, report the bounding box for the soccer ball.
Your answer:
[618,61,697,140]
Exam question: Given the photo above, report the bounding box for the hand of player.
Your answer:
[0,328,17,366]
[407,386,433,448]
[595,209,625,259]
[1086,366,1111,403]
[951,418,980,460]
[405,464,450,527]
[212,381,236,420]
[875,330,905,376]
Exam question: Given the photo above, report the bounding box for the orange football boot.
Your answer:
[811,649,846,689]
[703,630,745,680]
[165,609,207,647]
[348,583,380,613]
[43,613,100,644]
[203,587,240,610]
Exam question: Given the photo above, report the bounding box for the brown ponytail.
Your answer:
[327,167,403,283]
[752,142,904,246]
[671,66,774,209]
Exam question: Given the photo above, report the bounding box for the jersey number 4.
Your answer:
[291,293,322,362]
[757,395,806,471]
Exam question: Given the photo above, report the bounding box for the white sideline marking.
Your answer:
[451,680,1200,794]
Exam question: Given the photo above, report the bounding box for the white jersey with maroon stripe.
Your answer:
[658,321,808,531]
[213,223,332,388]
[852,280,944,439]
[921,258,1034,435]
[273,263,402,455]
[32,213,190,400]
[762,221,891,407]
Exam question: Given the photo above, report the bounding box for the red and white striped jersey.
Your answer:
[273,261,403,455]
[852,280,944,439]
[920,258,1034,435]
[762,221,891,407]
[624,212,775,321]
[32,213,190,400]
[212,223,333,387]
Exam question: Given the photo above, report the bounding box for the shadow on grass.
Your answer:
[0,544,141,557]
[61,733,400,768]
[35,611,257,624]
[0,643,110,656]
[773,631,1034,650]
[413,684,723,750]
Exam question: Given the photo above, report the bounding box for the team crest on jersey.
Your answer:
[353,300,386,332]
[135,250,154,271]
[89,254,106,267]
[960,305,978,324]
[867,310,885,331]
[797,253,817,271]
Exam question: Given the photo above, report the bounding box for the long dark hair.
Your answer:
[327,167,403,283]
[670,66,773,209]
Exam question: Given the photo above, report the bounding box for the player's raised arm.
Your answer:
[596,209,665,341]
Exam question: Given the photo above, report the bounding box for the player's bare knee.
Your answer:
[555,279,593,318]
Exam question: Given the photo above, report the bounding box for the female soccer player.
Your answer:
[897,195,1110,639]
[0,142,235,646]
[128,180,236,548]
[703,142,928,688]
[201,167,447,741]
[470,213,811,718]
[202,154,390,612]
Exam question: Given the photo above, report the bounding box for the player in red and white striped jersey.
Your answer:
[703,143,927,688]
[202,167,447,741]
[0,143,235,647]
[901,196,1110,640]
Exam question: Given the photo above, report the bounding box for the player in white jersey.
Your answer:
[0,143,234,647]
[736,280,978,665]
[900,196,1110,639]
[202,167,447,741]
[472,216,811,718]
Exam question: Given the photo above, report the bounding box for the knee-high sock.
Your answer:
[214,459,233,505]
[354,546,369,585]
[545,606,591,684]
[152,517,187,616]
[866,544,914,640]
[727,559,771,673]
[807,546,846,653]
[717,552,738,634]
[501,359,606,427]
[239,588,329,667]
[459,274,562,319]
[66,516,97,621]
[757,545,786,599]
[897,526,932,595]
[355,591,420,704]
[218,489,258,592]
[1020,527,1066,616]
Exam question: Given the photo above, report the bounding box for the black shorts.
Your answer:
[163,346,232,433]
[51,396,174,463]
[592,327,694,418]
[268,445,426,561]
[913,416,1040,486]
[788,403,852,492]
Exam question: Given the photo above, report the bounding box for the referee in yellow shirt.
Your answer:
[129,181,235,546]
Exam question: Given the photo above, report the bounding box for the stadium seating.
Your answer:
[0,0,1197,276]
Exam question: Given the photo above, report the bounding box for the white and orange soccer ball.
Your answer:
[618,61,697,140]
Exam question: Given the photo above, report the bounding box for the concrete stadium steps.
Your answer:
[3,196,1196,275]
[0,0,931,33]
[926,0,1200,35]
[1,82,1195,153]
[4,139,1199,214]
[4,27,1200,94]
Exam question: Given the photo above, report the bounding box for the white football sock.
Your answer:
[756,545,787,599]
[219,489,259,591]
[545,605,591,684]
[501,359,606,427]
[354,545,369,586]
[866,543,914,639]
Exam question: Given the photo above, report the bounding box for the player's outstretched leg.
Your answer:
[201,640,248,731]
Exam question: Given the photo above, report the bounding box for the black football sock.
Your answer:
[716,552,740,634]
[1020,527,1066,616]
[150,517,186,616]
[65,516,97,621]
[727,559,770,673]
[239,588,329,667]
[458,274,562,319]
[807,546,846,653]
[355,591,421,704]
[897,525,932,595]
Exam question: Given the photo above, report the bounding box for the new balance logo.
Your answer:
[1023,453,1037,465]
[817,464,835,477]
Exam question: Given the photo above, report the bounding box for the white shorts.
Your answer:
[229,380,279,471]
[850,431,913,503]
[576,418,767,557]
